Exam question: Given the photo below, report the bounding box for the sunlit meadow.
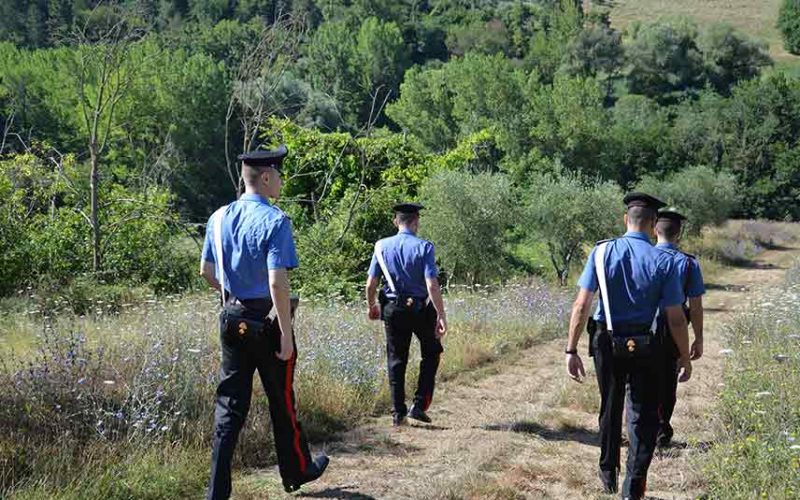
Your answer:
[0,281,569,499]
[703,258,800,499]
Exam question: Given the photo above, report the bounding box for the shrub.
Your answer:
[636,165,740,234]
[521,170,624,285]
[779,0,800,54]
[419,170,515,285]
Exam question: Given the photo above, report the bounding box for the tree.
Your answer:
[559,12,623,81]
[69,5,147,273]
[699,23,772,95]
[624,18,705,103]
[522,171,623,285]
[778,0,800,54]
[419,169,514,285]
[224,14,305,194]
[636,165,740,234]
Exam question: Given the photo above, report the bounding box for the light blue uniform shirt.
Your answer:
[368,229,438,299]
[202,194,298,300]
[577,231,684,330]
[656,242,705,306]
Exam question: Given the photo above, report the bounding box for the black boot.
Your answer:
[283,455,329,493]
[598,468,618,494]
[392,412,407,427]
[408,404,432,423]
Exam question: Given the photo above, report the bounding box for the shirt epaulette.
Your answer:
[679,251,697,260]
[595,238,614,245]
[657,246,678,255]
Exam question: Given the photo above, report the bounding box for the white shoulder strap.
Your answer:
[595,241,659,333]
[594,242,613,332]
[212,205,229,305]
[374,240,397,295]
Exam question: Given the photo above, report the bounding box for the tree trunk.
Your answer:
[90,143,101,273]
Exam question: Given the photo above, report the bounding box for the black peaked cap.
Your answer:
[393,202,425,214]
[238,144,288,169]
[623,192,667,210]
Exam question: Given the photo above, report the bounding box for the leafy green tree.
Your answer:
[388,53,528,156]
[559,12,623,83]
[637,165,740,234]
[778,0,800,54]
[445,19,511,57]
[419,169,514,285]
[699,23,772,95]
[522,171,623,285]
[624,18,705,103]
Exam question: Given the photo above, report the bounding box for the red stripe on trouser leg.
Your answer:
[285,356,307,474]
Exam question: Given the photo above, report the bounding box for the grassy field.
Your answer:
[0,280,569,499]
[597,0,800,67]
[702,257,800,498]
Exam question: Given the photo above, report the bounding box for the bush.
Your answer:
[521,170,624,284]
[636,165,740,234]
[419,169,515,285]
[779,0,800,54]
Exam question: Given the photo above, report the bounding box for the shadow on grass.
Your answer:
[478,421,599,447]
[298,485,378,499]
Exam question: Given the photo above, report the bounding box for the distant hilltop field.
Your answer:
[603,0,800,64]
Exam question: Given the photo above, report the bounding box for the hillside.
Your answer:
[599,0,800,66]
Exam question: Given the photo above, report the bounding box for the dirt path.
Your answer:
[238,245,800,500]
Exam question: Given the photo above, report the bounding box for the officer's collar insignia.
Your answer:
[238,322,248,337]
[626,338,636,352]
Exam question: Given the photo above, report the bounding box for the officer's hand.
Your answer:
[690,339,703,360]
[436,316,447,338]
[566,353,586,383]
[275,338,294,361]
[678,356,692,383]
[367,303,381,321]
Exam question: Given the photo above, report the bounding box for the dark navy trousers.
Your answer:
[207,301,311,500]
[592,328,660,499]
[382,301,443,416]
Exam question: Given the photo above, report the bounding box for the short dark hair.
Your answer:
[656,219,681,239]
[626,206,657,225]
[396,212,419,225]
[242,163,268,187]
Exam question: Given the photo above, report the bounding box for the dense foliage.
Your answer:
[779,0,800,54]
[0,0,792,297]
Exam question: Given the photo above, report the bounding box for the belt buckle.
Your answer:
[238,321,248,337]
[626,338,636,352]
[406,297,415,307]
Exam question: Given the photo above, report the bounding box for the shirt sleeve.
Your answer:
[201,215,215,263]
[368,251,381,278]
[686,258,706,298]
[266,217,299,270]
[660,258,684,308]
[423,243,439,279]
[577,247,598,291]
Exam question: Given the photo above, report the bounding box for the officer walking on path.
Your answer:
[200,144,328,499]
[654,209,705,447]
[365,203,447,427]
[564,193,693,500]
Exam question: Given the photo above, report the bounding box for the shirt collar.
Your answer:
[240,193,271,205]
[656,242,678,250]
[623,231,653,243]
[399,228,416,236]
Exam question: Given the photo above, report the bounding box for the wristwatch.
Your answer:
[564,348,578,355]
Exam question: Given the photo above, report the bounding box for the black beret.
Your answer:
[623,192,667,210]
[393,202,425,214]
[657,209,687,222]
[238,144,288,169]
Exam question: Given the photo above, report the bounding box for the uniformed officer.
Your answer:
[654,209,705,447]
[564,193,693,500]
[365,203,447,426]
[200,144,328,499]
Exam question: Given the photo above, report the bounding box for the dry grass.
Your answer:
[591,0,800,64]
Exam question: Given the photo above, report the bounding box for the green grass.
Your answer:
[701,258,800,498]
[0,282,569,499]
[603,0,800,66]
